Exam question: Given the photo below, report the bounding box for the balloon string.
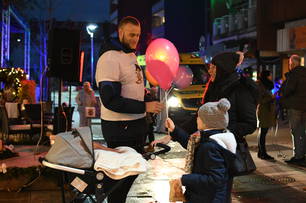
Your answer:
[165,90,168,119]
[164,86,174,135]
[160,86,174,103]
[153,86,174,118]
[165,86,174,118]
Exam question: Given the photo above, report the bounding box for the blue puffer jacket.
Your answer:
[170,127,236,203]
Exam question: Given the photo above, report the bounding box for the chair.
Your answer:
[53,106,74,134]
[5,102,20,119]
[0,105,33,142]
[23,103,54,133]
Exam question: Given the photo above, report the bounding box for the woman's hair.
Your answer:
[259,70,274,90]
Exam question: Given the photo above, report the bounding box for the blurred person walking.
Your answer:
[75,81,96,127]
[257,70,276,160]
[281,55,306,166]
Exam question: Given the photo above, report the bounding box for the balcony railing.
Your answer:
[213,6,256,39]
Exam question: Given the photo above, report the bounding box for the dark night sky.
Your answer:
[23,0,109,23]
[50,0,109,22]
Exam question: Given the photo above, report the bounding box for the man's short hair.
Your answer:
[83,81,90,86]
[118,16,140,28]
[290,54,301,65]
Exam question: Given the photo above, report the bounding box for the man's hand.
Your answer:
[145,101,164,113]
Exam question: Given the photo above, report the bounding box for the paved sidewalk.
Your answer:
[127,121,306,203]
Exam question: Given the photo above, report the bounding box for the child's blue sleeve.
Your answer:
[170,127,190,149]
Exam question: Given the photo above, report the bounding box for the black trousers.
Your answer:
[101,117,147,203]
[258,127,269,153]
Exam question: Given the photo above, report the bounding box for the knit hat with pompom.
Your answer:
[198,98,231,129]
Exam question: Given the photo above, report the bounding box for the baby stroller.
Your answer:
[40,127,170,203]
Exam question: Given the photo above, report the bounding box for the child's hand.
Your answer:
[165,118,175,132]
[151,135,172,147]
[191,130,200,136]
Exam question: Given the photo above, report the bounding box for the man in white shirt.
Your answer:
[95,16,163,203]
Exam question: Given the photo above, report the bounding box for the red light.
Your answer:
[79,51,84,82]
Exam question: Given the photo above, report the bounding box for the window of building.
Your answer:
[152,9,165,28]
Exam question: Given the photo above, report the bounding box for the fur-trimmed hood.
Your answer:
[210,131,237,154]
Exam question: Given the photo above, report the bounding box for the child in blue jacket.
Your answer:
[152,98,237,203]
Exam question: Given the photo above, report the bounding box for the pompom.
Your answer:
[217,98,231,112]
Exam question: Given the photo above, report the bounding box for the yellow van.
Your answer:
[167,53,209,122]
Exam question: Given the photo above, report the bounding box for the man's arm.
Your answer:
[90,91,97,106]
[283,72,297,97]
[96,54,146,114]
[98,81,146,114]
[75,92,81,105]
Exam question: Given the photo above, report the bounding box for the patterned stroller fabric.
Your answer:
[45,127,93,168]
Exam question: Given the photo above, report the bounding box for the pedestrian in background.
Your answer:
[75,81,96,127]
[257,70,276,160]
[281,55,306,166]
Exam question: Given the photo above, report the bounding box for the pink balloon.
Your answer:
[146,38,179,90]
[146,60,173,90]
[173,66,193,89]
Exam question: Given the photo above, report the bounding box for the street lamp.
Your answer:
[86,24,97,85]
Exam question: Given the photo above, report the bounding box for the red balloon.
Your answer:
[147,60,173,90]
[145,70,158,86]
[146,38,179,90]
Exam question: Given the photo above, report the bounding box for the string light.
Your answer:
[0,67,25,100]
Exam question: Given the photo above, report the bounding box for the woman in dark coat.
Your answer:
[256,70,276,160]
[181,52,258,140]
[203,52,258,142]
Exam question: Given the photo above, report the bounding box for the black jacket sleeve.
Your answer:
[283,72,297,97]
[228,85,257,140]
[98,81,145,114]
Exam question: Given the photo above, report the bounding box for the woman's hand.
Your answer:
[151,135,172,147]
[165,118,175,132]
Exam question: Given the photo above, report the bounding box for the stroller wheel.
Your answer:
[96,172,104,181]
[143,152,156,160]
[149,154,156,160]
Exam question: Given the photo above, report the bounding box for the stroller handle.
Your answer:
[143,143,171,160]
[155,143,171,155]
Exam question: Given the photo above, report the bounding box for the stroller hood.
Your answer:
[45,127,94,168]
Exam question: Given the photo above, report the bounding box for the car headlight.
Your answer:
[168,96,181,107]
